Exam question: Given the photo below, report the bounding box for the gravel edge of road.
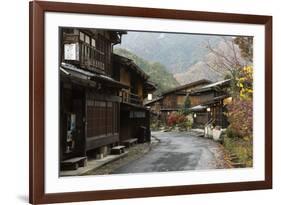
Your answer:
[83,138,160,176]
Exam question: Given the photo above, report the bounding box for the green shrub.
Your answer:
[185,120,193,130]
[223,134,253,167]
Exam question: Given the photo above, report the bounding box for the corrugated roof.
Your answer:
[189,79,231,94]
[161,79,212,96]
[188,105,207,111]
[200,79,231,89]
[187,95,228,112]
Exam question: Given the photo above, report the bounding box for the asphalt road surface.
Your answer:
[112,131,228,174]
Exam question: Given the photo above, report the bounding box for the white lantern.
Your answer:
[147,93,153,101]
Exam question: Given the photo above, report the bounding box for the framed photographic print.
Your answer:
[29,1,272,204]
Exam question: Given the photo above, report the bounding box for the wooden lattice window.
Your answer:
[107,102,113,135]
[86,100,95,137]
[113,103,119,134]
[95,101,106,136]
[86,99,119,138]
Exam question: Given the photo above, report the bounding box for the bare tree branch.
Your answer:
[205,40,237,69]
[204,37,245,79]
[204,61,227,76]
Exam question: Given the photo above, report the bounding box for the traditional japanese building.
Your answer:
[59,28,155,171]
[187,79,231,128]
[113,54,156,144]
[145,79,211,120]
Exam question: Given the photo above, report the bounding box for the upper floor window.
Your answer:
[79,32,84,41]
[79,32,91,45]
[77,31,107,72]
[85,35,90,44]
[91,38,96,47]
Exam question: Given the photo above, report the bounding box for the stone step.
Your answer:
[229,153,237,158]
[231,162,246,168]
[111,145,126,155]
[122,138,138,148]
[230,158,239,163]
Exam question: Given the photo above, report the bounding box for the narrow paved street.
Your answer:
[112,131,229,174]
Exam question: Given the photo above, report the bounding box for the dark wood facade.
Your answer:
[59,28,155,167]
[61,28,125,75]
[188,79,231,128]
[145,79,211,120]
[60,28,128,163]
[145,79,231,128]
[113,54,156,142]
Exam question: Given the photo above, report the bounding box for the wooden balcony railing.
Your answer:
[121,89,142,106]
[63,34,106,73]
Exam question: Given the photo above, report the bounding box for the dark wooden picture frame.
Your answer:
[29,1,272,204]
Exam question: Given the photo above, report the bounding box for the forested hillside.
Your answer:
[114,48,179,95]
[115,31,221,74]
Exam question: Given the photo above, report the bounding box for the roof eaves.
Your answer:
[161,79,212,96]
[60,62,129,89]
[144,96,163,105]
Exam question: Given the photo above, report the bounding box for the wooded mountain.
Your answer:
[114,48,179,95]
[174,61,225,85]
[116,31,221,74]
[174,38,248,85]
[116,32,246,87]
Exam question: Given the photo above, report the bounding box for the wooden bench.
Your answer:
[61,157,87,171]
[111,145,126,155]
[122,138,138,148]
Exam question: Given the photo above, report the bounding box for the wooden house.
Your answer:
[145,79,211,120]
[113,54,156,144]
[59,28,133,170]
[187,79,231,128]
